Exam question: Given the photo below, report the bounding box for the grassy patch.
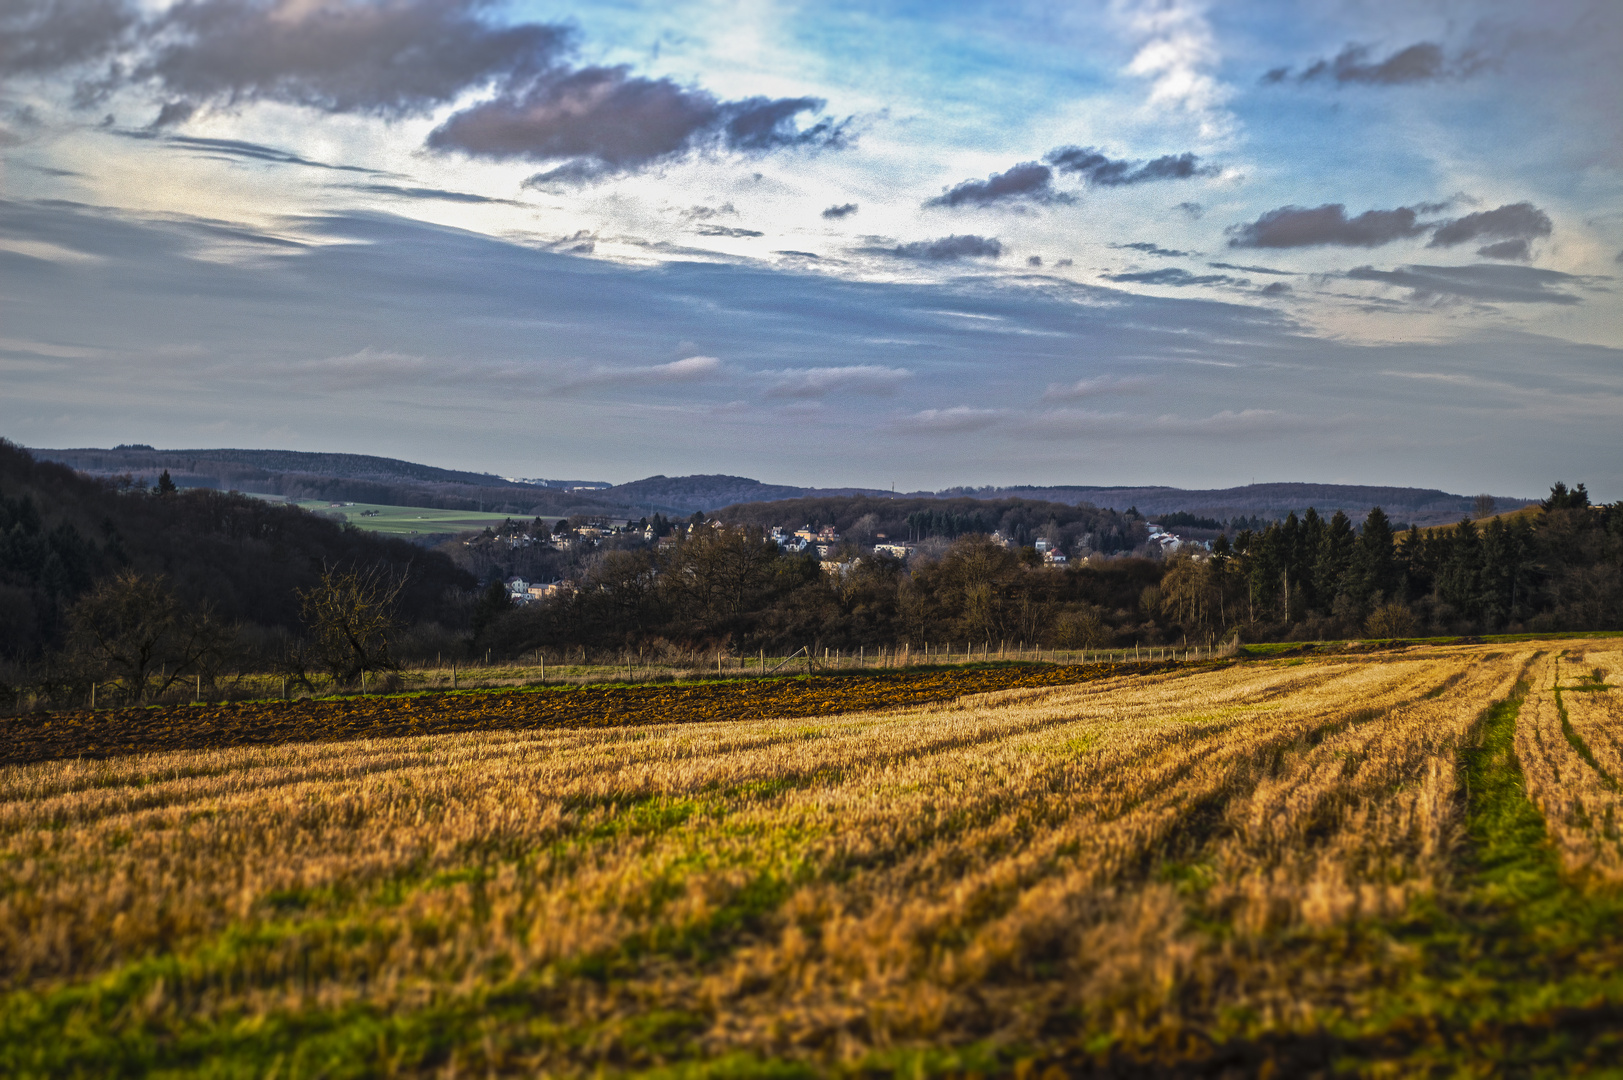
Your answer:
[1278,673,1623,1073]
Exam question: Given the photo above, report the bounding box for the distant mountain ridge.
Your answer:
[27,445,1536,527]
[949,483,1538,527]
[606,474,894,510]
[31,446,626,518]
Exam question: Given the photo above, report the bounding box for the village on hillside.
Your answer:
[488,513,1207,606]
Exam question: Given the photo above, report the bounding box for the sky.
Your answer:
[1,0,1619,498]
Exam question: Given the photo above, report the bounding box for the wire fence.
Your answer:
[2,639,1234,716]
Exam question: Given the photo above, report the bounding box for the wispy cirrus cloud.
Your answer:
[1106,267,1246,287]
[1042,374,1157,401]
[1117,0,1233,137]
[893,405,1003,433]
[1115,241,1190,257]
[555,354,724,390]
[762,365,910,398]
[1346,263,1590,305]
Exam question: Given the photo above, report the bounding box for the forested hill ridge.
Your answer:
[605,475,895,510]
[31,446,625,518]
[942,483,1537,527]
[0,440,471,664]
[31,444,1537,525]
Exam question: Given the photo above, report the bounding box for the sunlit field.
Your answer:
[4,643,1621,1076]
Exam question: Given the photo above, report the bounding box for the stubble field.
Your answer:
[3,643,1621,1076]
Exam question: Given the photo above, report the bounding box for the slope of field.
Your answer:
[2,644,1621,1076]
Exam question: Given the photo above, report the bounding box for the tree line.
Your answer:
[482,483,1620,658]
[0,440,472,707]
[4,431,1617,707]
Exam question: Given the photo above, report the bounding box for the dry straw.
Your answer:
[0,644,1564,1068]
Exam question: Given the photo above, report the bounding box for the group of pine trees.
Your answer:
[1184,482,1618,639]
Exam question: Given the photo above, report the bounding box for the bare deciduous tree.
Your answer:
[66,570,228,702]
[298,564,407,684]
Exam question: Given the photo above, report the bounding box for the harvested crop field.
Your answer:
[4,642,1623,1077]
[0,662,1152,766]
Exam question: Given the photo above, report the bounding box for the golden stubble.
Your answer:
[0,645,1550,1067]
[1517,649,1623,880]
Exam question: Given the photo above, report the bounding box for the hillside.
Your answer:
[955,482,1537,527]
[603,474,893,513]
[27,445,1539,526]
[30,446,629,518]
[0,440,473,661]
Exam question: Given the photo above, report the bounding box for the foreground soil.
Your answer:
[0,661,1160,766]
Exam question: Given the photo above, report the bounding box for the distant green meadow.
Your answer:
[289,501,548,538]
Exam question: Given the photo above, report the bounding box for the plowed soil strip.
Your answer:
[0,662,1169,766]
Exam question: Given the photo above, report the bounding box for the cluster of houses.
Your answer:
[497,515,1209,604]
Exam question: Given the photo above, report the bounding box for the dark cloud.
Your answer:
[125,0,567,115]
[349,183,519,205]
[1027,255,1042,267]
[774,250,819,259]
[544,229,593,254]
[926,161,1069,208]
[429,65,847,180]
[1116,242,1189,257]
[1175,201,1204,219]
[1045,146,1213,187]
[6,0,841,179]
[1272,41,1494,88]
[1228,203,1427,248]
[1260,281,1292,296]
[148,100,195,128]
[695,224,764,238]
[881,235,1002,262]
[1105,268,1245,287]
[1428,201,1552,259]
[1346,263,1586,305]
[0,0,134,76]
[1208,260,1295,275]
[1475,239,1532,261]
[1303,42,1446,84]
[821,202,857,219]
[682,203,736,220]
